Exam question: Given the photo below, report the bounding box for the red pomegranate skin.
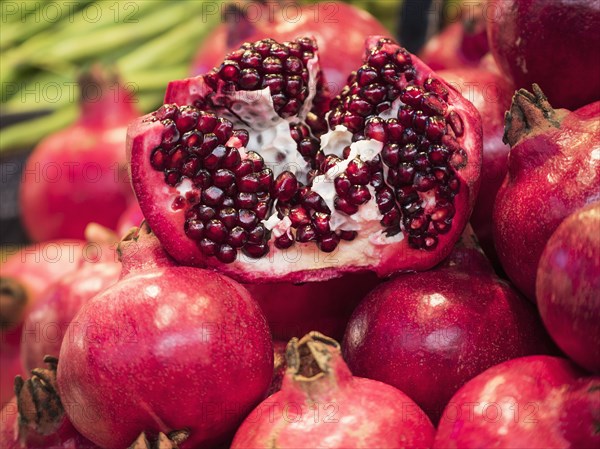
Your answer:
[493,95,600,300]
[0,398,100,449]
[246,272,381,341]
[438,68,513,263]
[191,2,388,96]
[434,356,599,449]
[0,331,22,410]
[57,267,273,449]
[537,202,600,373]
[19,77,138,241]
[231,333,435,448]
[20,260,121,372]
[342,239,554,423]
[486,0,600,110]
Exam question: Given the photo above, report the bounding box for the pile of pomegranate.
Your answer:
[3,1,599,448]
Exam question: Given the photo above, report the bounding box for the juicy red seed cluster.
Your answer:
[290,123,320,167]
[150,104,273,263]
[271,173,355,252]
[327,37,468,250]
[205,37,317,118]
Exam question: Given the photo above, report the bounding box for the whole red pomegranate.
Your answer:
[342,229,554,423]
[434,356,599,448]
[537,202,600,373]
[191,2,389,97]
[20,259,121,372]
[231,332,435,448]
[246,272,380,341]
[419,10,488,71]
[486,0,600,110]
[128,36,482,283]
[493,85,600,300]
[0,239,89,408]
[20,69,138,241]
[56,226,273,449]
[0,357,100,449]
[437,68,513,263]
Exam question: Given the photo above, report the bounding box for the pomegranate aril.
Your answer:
[298,138,320,158]
[335,197,359,215]
[183,131,203,151]
[364,117,387,141]
[334,175,352,196]
[181,157,200,178]
[218,208,238,229]
[321,155,342,173]
[346,159,371,185]
[339,230,357,241]
[197,205,216,221]
[381,64,399,84]
[301,191,330,213]
[398,107,414,127]
[161,120,180,150]
[420,93,447,116]
[401,85,424,107]
[246,152,264,171]
[356,65,379,86]
[216,244,236,263]
[450,149,468,169]
[202,186,225,207]
[184,220,204,240]
[273,171,298,202]
[235,192,258,209]
[247,224,266,244]
[198,133,219,156]
[424,77,449,101]
[381,207,400,227]
[395,186,418,205]
[387,119,404,141]
[274,232,294,249]
[289,206,310,227]
[197,112,218,133]
[165,170,180,186]
[193,170,211,189]
[255,201,269,220]
[175,107,199,133]
[243,243,269,258]
[382,144,400,167]
[312,213,331,235]
[214,119,234,141]
[262,74,285,94]
[348,96,374,116]
[227,227,247,248]
[234,160,254,178]
[238,173,260,193]
[412,110,428,132]
[447,111,464,137]
[318,233,340,252]
[151,148,167,170]
[428,145,450,164]
[296,224,317,243]
[213,169,235,188]
[239,69,261,89]
[238,209,258,230]
[199,238,218,256]
[343,114,364,133]
[361,83,387,104]
[155,104,178,121]
[376,188,396,213]
[205,220,229,243]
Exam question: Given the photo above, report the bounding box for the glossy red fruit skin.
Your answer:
[493,95,600,300]
[20,260,121,373]
[342,238,554,423]
[537,203,600,373]
[438,68,513,264]
[231,333,435,448]
[57,266,273,449]
[1,398,100,449]
[0,240,88,408]
[434,356,599,449]
[19,78,138,241]
[246,272,380,341]
[486,0,600,110]
[191,2,388,96]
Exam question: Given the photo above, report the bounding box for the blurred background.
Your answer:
[1,0,467,246]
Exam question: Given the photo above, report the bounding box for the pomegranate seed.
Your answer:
[296,224,316,243]
[424,78,449,101]
[233,160,254,178]
[348,96,373,116]
[150,148,166,170]
[381,208,400,227]
[348,185,371,205]
[285,77,302,96]
[382,144,400,167]
[413,110,428,133]
[398,107,414,127]
[239,69,261,89]
[285,56,303,73]
[318,233,340,252]
[361,83,387,104]
[274,232,294,249]
[238,209,258,230]
[257,169,273,192]
[247,225,266,244]
[334,175,352,196]
[184,220,204,240]
[197,112,218,133]
[161,120,180,150]
[175,107,199,133]
[289,206,310,227]
[213,119,234,142]
[321,155,341,173]
[216,244,236,263]
[401,85,424,107]
[246,152,264,170]
[255,201,269,220]
[199,239,218,256]
[273,171,298,202]
[343,114,365,133]
[386,119,404,141]
[421,93,447,116]
[201,186,225,207]
[227,227,247,248]
[312,213,331,235]
[334,197,359,215]
[425,116,446,142]
[243,243,269,258]
[235,192,258,209]
[155,104,178,121]
[164,170,180,186]
[381,64,399,84]
[364,117,387,141]
[205,220,228,243]
[298,138,319,158]
[450,149,468,169]
[376,188,396,213]
[301,191,330,213]
[237,173,260,193]
[263,56,282,73]
[428,145,450,165]
[241,50,262,68]
[339,230,357,241]
[447,111,464,137]
[356,65,379,86]
[346,159,370,185]
[395,186,418,205]
[218,208,238,229]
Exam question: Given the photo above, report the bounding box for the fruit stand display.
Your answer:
[1,1,598,448]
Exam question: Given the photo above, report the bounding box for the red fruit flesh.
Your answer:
[342,229,554,423]
[493,85,600,300]
[438,68,514,263]
[20,259,121,373]
[419,12,488,71]
[191,2,389,97]
[0,358,100,449]
[487,0,600,110]
[128,36,482,283]
[246,272,380,341]
[537,203,600,373]
[434,356,599,449]
[19,70,138,241]
[56,227,273,449]
[231,332,435,448]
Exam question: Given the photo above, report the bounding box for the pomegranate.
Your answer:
[0,239,89,408]
[537,202,600,373]
[246,272,380,341]
[230,332,435,448]
[267,340,287,396]
[437,68,514,263]
[434,356,599,448]
[0,357,99,449]
[191,2,389,96]
[20,259,121,373]
[56,225,273,449]
[116,201,145,237]
[342,229,554,423]
[486,0,600,110]
[128,36,483,283]
[19,69,138,241]
[419,10,488,71]
[493,84,600,300]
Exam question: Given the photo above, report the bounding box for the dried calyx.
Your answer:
[14,356,64,438]
[128,35,482,281]
[129,430,190,449]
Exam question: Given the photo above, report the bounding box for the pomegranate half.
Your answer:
[128,36,482,283]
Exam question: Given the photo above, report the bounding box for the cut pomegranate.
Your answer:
[230,332,435,448]
[128,36,482,282]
